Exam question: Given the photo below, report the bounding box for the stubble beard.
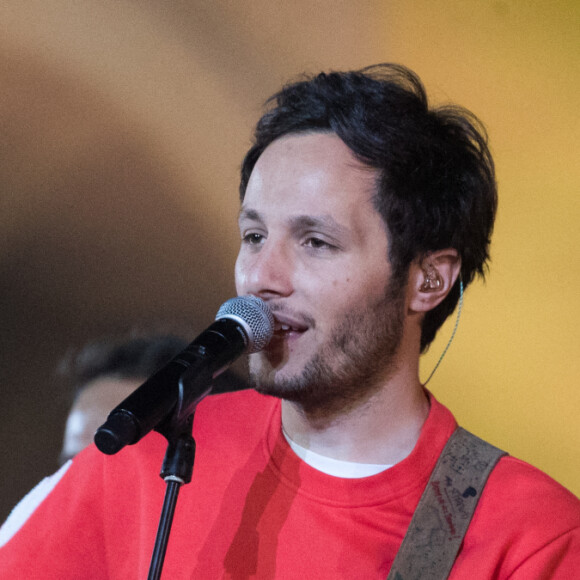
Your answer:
[249,279,407,418]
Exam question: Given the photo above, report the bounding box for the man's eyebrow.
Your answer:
[238,207,263,223]
[288,214,349,237]
[238,209,350,238]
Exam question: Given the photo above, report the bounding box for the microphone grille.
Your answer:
[215,296,274,353]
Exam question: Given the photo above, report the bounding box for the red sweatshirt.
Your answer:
[1,390,578,578]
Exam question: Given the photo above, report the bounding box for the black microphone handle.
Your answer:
[94,318,247,455]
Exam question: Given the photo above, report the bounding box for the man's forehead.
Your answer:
[239,132,382,231]
[249,132,373,178]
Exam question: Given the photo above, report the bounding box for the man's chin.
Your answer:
[249,351,292,384]
[249,366,304,400]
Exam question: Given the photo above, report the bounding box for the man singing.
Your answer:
[1,64,578,578]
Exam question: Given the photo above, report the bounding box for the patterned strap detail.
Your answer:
[387,427,507,580]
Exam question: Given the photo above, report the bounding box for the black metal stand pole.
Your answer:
[147,412,197,580]
[148,478,182,580]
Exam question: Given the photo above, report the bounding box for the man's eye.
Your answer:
[304,237,334,250]
[243,233,264,245]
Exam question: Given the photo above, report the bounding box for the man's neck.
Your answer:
[280,372,429,466]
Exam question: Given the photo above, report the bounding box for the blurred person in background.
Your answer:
[59,332,248,463]
[59,334,188,464]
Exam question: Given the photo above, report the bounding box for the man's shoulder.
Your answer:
[490,455,579,511]
[476,453,580,534]
[455,453,580,576]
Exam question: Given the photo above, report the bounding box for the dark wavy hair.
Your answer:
[239,64,497,351]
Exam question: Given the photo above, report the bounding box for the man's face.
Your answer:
[235,132,407,414]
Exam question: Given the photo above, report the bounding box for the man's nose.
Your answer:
[238,240,294,299]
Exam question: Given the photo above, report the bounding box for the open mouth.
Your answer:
[271,314,309,339]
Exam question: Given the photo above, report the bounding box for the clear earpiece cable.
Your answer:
[423,277,464,386]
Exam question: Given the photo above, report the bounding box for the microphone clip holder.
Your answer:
[147,363,212,580]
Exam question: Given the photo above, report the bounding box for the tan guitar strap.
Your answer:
[387,427,507,580]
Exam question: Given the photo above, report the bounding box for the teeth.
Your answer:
[281,324,290,331]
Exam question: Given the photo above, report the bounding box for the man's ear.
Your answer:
[408,249,461,313]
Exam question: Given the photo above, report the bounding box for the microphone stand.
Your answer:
[147,363,212,580]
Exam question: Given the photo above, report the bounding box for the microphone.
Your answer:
[94,296,273,455]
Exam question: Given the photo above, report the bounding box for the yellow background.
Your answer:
[402,1,580,497]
